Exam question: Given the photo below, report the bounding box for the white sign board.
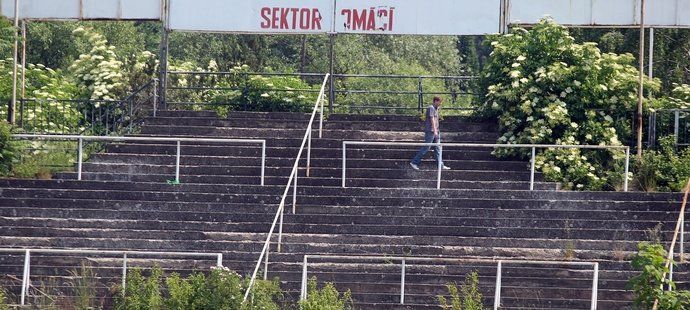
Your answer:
[1,0,161,20]
[333,0,501,35]
[169,0,333,33]
[508,0,690,27]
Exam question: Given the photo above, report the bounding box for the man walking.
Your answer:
[410,96,450,170]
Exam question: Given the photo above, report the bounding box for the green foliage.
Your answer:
[635,136,690,192]
[0,18,15,58]
[629,242,690,309]
[649,83,690,111]
[11,141,75,179]
[67,263,100,310]
[0,120,15,176]
[478,18,660,190]
[299,277,353,310]
[0,286,8,310]
[438,271,484,310]
[70,27,125,101]
[118,266,281,310]
[116,267,164,310]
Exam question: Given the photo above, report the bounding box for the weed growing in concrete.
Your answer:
[299,277,353,310]
[438,271,483,310]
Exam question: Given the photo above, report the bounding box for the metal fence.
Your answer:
[163,71,477,115]
[647,109,690,147]
[341,141,630,191]
[0,248,222,307]
[299,255,599,310]
[11,134,267,185]
[16,79,158,136]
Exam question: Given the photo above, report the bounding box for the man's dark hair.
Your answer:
[433,96,442,103]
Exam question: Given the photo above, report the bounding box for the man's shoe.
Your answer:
[409,162,420,170]
[442,165,451,170]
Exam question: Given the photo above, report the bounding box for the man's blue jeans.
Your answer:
[411,131,442,166]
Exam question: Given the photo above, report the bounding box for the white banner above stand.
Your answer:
[1,0,162,20]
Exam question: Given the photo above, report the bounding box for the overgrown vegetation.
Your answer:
[0,120,15,176]
[0,286,9,310]
[635,136,690,192]
[438,271,484,310]
[116,266,282,310]
[629,242,690,309]
[299,277,353,310]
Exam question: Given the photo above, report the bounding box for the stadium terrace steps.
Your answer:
[0,109,687,309]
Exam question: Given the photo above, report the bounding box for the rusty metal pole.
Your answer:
[636,0,646,158]
[10,0,20,124]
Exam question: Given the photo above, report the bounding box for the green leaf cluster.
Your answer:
[478,18,660,190]
[438,271,484,310]
[299,277,353,310]
[636,136,690,192]
[629,242,690,309]
[0,286,9,310]
[0,120,15,176]
[116,266,282,310]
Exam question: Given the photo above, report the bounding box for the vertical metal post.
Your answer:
[300,255,308,300]
[437,144,442,190]
[674,110,680,147]
[681,212,685,262]
[264,241,269,280]
[493,260,502,310]
[307,129,312,177]
[342,142,346,188]
[292,171,298,214]
[328,34,335,113]
[261,141,266,186]
[591,263,599,310]
[319,92,325,139]
[10,0,19,124]
[636,0,646,158]
[278,201,284,252]
[78,138,83,181]
[529,147,536,191]
[20,20,26,125]
[624,147,630,192]
[158,2,170,110]
[417,77,424,112]
[153,78,159,117]
[669,260,674,291]
[649,28,654,79]
[175,140,181,183]
[400,258,406,304]
[217,253,223,267]
[122,253,127,297]
[20,249,29,305]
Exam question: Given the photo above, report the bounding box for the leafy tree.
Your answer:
[629,242,690,309]
[299,277,353,310]
[478,18,659,190]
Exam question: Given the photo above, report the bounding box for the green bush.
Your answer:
[0,286,9,310]
[11,141,75,179]
[0,120,15,176]
[629,242,690,309]
[117,266,282,310]
[299,277,353,310]
[478,18,659,190]
[438,271,484,310]
[635,136,690,192]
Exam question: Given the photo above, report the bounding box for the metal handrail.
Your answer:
[342,141,630,191]
[299,254,598,309]
[242,73,330,302]
[11,134,267,185]
[0,247,222,306]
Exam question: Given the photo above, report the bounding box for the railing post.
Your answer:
[529,147,536,191]
[77,137,83,181]
[307,129,312,177]
[122,253,127,297]
[261,141,266,186]
[278,201,284,252]
[264,241,269,280]
[20,249,30,306]
[591,262,599,310]
[300,255,309,301]
[624,147,630,192]
[681,211,685,262]
[293,171,298,214]
[175,140,181,183]
[153,78,159,117]
[400,258,406,304]
[669,258,674,291]
[675,110,680,147]
[217,253,223,267]
[437,144,442,190]
[319,92,325,139]
[342,142,346,188]
[418,77,424,112]
[493,260,502,310]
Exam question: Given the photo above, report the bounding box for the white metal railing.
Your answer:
[299,255,599,309]
[0,248,222,306]
[243,73,330,302]
[11,134,267,185]
[342,142,630,191]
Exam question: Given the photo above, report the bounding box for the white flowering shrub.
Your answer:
[70,27,125,102]
[478,19,659,190]
[649,83,690,110]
